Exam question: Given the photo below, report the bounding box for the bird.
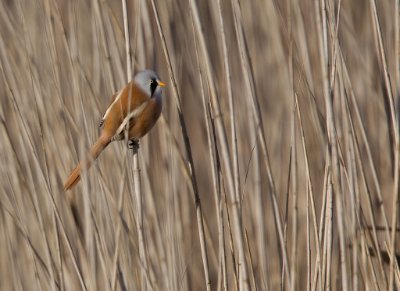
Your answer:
[63,70,166,191]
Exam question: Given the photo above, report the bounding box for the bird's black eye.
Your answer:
[150,79,158,97]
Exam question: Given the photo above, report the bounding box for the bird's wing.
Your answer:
[102,81,152,138]
[99,89,122,128]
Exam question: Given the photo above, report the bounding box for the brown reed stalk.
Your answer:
[150,1,211,290]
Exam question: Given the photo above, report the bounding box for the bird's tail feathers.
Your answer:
[63,136,111,191]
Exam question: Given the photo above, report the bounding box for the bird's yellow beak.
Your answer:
[157,80,166,87]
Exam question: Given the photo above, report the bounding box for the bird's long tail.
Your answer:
[64,135,111,191]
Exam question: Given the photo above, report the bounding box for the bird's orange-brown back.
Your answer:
[102,81,152,138]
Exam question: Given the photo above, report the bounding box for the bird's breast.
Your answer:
[127,98,162,140]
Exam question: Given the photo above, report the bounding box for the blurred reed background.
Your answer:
[0,0,399,290]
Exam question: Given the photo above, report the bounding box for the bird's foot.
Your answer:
[128,139,140,154]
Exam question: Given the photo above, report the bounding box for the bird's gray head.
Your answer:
[134,70,166,98]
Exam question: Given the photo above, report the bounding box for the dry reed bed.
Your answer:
[0,0,398,290]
